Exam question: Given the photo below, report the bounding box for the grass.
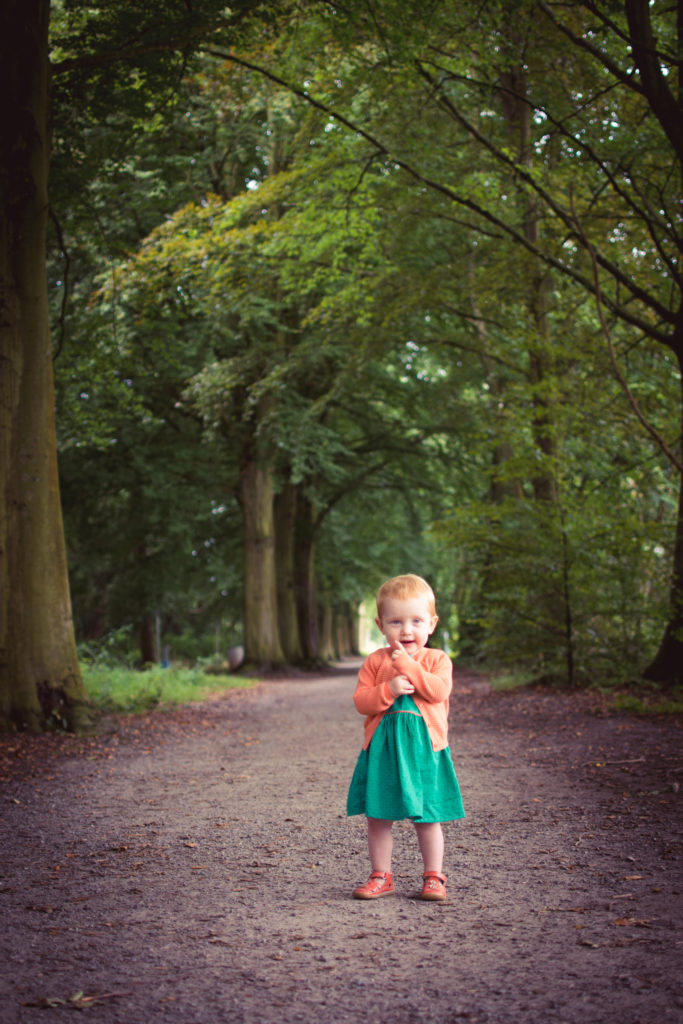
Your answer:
[82,663,255,715]
[487,668,537,691]
[485,666,683,715]
[608,690,683,716]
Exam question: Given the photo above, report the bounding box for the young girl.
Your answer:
[347,574,465,901]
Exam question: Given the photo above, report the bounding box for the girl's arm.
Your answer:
[391,649,452,703]
[352,651,396,715]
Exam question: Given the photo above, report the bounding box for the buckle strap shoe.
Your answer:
[420,871,447,901]
[352,870,395,900]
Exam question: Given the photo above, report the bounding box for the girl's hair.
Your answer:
[376,574,436,617]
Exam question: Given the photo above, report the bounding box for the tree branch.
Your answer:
[51,29,208,75]
[536,0,642,93]
[414,60,675,329]
[418,53,679,274]
[204,47,674,349]
[623,0,683,163]
[570,192,683,474]
[538,0,683,162]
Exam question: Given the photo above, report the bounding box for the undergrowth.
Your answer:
[607,690,683,716]
[487,668,536,691]
[486,665,683,715]
[82,663,254,714]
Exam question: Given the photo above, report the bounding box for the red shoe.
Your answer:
[420,871,447,901]
[352,870,395,900]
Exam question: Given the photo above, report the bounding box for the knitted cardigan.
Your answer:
[352,646,453,752]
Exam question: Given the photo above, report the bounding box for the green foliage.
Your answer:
[82,663,254,714]
[488,669,538,692]
[49,1,683,684]
[77,628,138,669]
[608,690,683,717]
[437,489,672,682]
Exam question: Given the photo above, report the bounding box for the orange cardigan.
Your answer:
[352,646,453,752]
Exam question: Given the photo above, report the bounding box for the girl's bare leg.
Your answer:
[414,821,444,873]
[367,817,394,872]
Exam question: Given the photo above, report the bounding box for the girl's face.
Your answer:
[375,595,438,656]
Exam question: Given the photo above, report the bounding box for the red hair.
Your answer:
[376,574,436,617]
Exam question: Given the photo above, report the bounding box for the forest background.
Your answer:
[1,0,681,731]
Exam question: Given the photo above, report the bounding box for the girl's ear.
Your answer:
[429,615,439,635]
[375,616,385,635]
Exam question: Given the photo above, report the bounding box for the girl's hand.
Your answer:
[389,673,415,697]
[390,640,411,660]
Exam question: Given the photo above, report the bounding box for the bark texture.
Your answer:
[274,482,303,663]
[0,0,89,731]
[293,494,319,663]
[238,458,285,667]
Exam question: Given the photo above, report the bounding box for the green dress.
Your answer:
[346,694,465,823]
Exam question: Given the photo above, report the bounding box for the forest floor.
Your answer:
[0,661,682,1024]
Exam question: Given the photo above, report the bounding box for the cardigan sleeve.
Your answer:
[352,650,396,716]
[392,649,452,704]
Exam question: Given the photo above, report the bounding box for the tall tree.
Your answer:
[247,0,683,683]
[0,0,282,728]
[0,1,88,730]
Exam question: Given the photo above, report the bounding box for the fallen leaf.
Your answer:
[21,996,66,1008]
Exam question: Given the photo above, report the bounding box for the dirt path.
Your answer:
[1,661,682,1024]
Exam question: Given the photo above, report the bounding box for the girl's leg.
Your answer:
[367,817,394,872]
[414,821,444,873]
[353,817,395,898]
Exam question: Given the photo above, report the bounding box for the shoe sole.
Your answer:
[352,889,395,900]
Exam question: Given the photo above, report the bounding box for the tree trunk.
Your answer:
[335,605,354,658]
[500,60,558,504]
[0,0,89,731]
[274,481,303,663]
[347,601,360,656]
[237,458,285,668]
[293,494,319,663]
[139,614,157,666]
[500,51,572,681]
[626,0,683,686]
[318,598,335,661]
[644,341,683,685]
[467,253,522,503]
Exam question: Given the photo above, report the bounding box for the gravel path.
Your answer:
[0,660,682,1023]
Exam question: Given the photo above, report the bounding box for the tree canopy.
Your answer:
[1,0,680,729]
